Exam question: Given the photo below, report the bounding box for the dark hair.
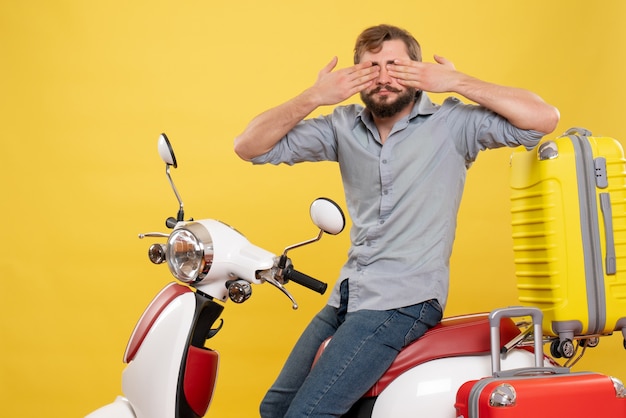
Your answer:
[354,24,422,64]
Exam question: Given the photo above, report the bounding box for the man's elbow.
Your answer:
[536,105,560,135]
[233,136,254,162]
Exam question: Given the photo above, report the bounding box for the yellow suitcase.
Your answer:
[510,128,626,358]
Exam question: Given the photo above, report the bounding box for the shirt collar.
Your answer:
[411,91,440,117]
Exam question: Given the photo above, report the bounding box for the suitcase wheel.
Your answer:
[580,337,599,348]
[550,339,575,359]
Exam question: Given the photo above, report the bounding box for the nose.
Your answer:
[376,65,392,85]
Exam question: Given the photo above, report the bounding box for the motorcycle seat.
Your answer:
[313,312,523,397]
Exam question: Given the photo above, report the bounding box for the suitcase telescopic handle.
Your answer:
[489,307,544,375]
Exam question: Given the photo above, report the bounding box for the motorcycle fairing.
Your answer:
[124,283,192,363]
[119,283,225,418]
[121,287,198,417]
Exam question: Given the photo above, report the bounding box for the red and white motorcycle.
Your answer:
[87,134,625,418]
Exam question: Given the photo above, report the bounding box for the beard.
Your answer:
[360,85,417,118]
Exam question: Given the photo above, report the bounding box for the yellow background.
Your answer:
[2,1,626,417]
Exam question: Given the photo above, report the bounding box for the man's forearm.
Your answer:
[389,56,560,135]
[453,74,560,134]
[234,89,321,161]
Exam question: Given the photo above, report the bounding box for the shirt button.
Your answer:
[382,159,388,164]
[379,219,385,225]
[383,190,388,195]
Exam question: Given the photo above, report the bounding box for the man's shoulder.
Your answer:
[302,103,364,123]
[332,102,365,116]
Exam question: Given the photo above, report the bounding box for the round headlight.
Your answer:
[166,224,213,283]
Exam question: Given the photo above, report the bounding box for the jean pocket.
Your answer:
[401,300,443,347]
[425,299,443,316]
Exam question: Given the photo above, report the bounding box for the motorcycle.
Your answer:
[87,134,625,418]
[86,133,345,418]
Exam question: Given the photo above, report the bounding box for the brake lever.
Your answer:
[258,270,299,310]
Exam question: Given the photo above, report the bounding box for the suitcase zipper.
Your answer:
[567,133,607,335]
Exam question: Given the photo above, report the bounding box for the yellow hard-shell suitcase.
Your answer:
[510,128,626,357]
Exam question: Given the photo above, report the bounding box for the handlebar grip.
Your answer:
[284,266,327,295]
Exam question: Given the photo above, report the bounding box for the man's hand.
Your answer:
[234,57,379,161]
[387,55,459,93]
[308,57,380,106]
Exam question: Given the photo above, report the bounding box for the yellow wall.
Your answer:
[2,1,626,417]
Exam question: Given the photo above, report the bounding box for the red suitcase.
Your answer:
[455,307,626,417]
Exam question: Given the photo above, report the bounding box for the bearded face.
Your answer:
[360,85,417,118]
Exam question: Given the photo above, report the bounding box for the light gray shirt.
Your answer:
[251,93,543,312]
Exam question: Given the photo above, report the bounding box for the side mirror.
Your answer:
[310,198,345,235]
[158,133,177,168]
[157,133,184,225]
[280,198,345,265]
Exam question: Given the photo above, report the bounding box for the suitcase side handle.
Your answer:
[489,307,544,375]
[560,127,592,137]
[600,192,617,275]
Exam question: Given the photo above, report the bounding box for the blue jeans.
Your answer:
[259,280,443,417]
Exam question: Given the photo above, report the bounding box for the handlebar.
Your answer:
[282,265,328,295]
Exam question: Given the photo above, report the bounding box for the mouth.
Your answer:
[371,85,402,95]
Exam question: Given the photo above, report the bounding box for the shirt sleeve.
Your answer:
[442,97,545,164]
[250,112,340,166]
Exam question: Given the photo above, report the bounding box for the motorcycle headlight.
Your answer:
[166,223,214,283]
